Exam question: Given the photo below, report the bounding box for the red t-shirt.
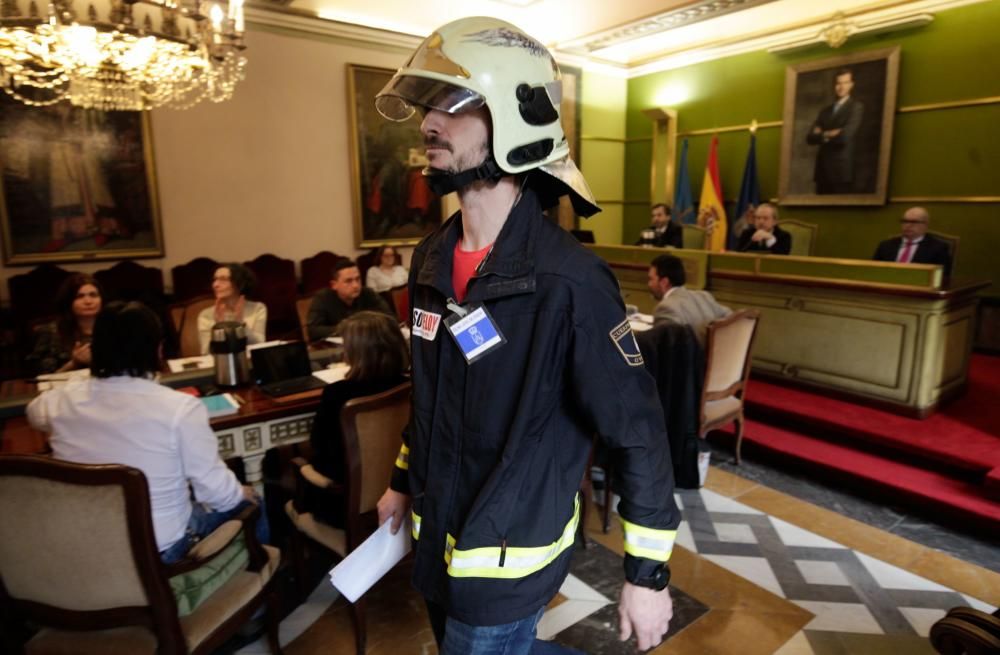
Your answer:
[452,242,492,303]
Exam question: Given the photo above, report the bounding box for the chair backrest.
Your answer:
[778,219,818,256]
[390,285,410,325]
[0,456,181,643]
[296,294,314,343]
[681,224,707,250]
[702,309,760,401]
[340,383,412,522]
[94,260,165,302]
[7,264,75,324]
[171,257,219,302]
[300,251,340,295]
[177,295,215,357]
[929,230,959,272]
[244,254,299,341]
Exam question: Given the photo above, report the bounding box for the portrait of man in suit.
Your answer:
[806,68,863,194]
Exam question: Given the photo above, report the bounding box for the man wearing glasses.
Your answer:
[873,206,953,277]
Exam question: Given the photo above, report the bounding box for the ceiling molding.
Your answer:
[245,4,422,49]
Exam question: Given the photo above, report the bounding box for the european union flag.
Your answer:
[673,139,695,224]
[732,134,761,249]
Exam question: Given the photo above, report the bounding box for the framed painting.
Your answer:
[347,63,444,248]
[0,95,163,264]
[778,46,900,206]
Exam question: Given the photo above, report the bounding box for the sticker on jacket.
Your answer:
[413,308,442,341]
[609,319,644,367]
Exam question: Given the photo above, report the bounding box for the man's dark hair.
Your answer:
[331,258,359,281]
[91,301,163,379]
[219,262,257,296]
[834,68,854,81]
[650,254,686,287]
[651,203,671,215]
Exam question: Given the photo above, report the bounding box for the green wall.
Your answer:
[622,1,1000,298]
[579,71,628,245]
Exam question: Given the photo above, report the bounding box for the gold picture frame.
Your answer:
[0,95,163,265]
[778,46,900,206]
[346,64,444,248]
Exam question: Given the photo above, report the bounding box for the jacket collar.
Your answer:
[417,186,541,303]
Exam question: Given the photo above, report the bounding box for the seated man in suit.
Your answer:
[872,206,952,277]
[648,253,730,345]
[307,257,393,340]
[735,203,792,255]
[636,203,683,248]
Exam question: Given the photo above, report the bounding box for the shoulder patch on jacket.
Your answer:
[609,319,644,367]
[412,308,442,341]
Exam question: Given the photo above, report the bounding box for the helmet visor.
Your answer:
[375,75,485,121]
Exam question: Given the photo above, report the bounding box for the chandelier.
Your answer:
[0,0,246,111]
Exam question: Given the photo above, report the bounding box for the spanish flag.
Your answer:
[698,136,727,252]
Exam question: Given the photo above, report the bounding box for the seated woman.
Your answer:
[308,310,409,525]
[26,301,265,563]
[365,245,408,293]
[197,263,268,354]
[27,273,103,375]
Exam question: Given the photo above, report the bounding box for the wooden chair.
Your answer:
[296,295,315,343]
[244,254,299,341]
[389,285,410,325]
[699,309,760,464]
[7,264,74,325]
[171,258,219,303]
[94,260,165,301]
[300,251,340,295]
[929,231,959,273]
[0,455,282,655]
[284,382,412,655]
[172,295,215,357]
[680,224,707,250]
[777,219,818,256]
[930,606,1000,655]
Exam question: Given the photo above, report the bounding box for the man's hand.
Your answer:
[242,485,261,503]
[618,581,673,651]
[377,488,411,534]
[751,228,773,243]
[71,341,92,366]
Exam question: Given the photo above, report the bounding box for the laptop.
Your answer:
[250,342,327,397]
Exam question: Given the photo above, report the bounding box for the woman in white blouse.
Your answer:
[365,245,408,293]
[197,263,268,354]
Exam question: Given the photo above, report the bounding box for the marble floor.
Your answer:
[236,459,999,655]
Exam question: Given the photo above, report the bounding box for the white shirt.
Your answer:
[197,299,268,355]
[26,377,244,552]
[366,265,409,293]
[895,235,924,263]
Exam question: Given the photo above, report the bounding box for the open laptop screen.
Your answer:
[250,342,313,386]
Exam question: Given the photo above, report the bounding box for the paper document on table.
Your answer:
[166,355,213,373]
[36,368,90,391]
[629,313,654,332]
[247,340,286,351]
[328,518,411,603]
[312,362,350,385]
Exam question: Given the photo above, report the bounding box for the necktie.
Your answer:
[898,240,915,263]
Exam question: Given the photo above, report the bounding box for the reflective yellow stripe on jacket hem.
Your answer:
[620,518,676,562]
[411,510,421,540]
[395,444,410,470]
[445,495,580,579]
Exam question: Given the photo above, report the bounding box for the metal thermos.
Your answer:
[210,321,250,387]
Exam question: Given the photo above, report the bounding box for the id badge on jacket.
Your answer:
[444,303,506,364]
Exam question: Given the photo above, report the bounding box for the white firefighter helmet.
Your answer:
[375,16,599,216]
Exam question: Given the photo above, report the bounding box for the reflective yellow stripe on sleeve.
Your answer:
[411,510,421,540]
[620,518,676,562]
[395,444,409,470]
[445,495,580,579]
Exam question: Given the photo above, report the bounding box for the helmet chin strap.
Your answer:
[423,156,504,196]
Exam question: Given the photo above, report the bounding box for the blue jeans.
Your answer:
[439,606,584,655]
[160,499,270,564]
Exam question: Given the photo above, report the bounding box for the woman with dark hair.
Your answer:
[196,262,268,354]
[365,244,408,293]
[308,310,409,525]
[27,301,263,563]
[27,273,103,375]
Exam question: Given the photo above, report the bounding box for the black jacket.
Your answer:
[736,225,792,255]
[873,235,953,277]
[635,221,683,248]
[305,287,392,340]
[390,188,680,626]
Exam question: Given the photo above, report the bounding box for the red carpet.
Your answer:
[718,354,1000,536]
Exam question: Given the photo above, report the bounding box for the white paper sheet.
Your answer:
[312,362,350,385]
[166,355,213,373]
[629,312,654,332]
[35,368,90,391]
[328,518,411,603]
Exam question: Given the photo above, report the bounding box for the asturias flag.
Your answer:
[698,136,727,251]
[732,133,761,249]
[673,139,695,225]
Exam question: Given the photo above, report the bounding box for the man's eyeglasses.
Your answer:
[900,219,927,225]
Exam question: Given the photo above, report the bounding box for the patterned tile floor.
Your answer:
[237,466,999,655]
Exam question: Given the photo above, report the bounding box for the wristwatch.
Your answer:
[631,563,671,591]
